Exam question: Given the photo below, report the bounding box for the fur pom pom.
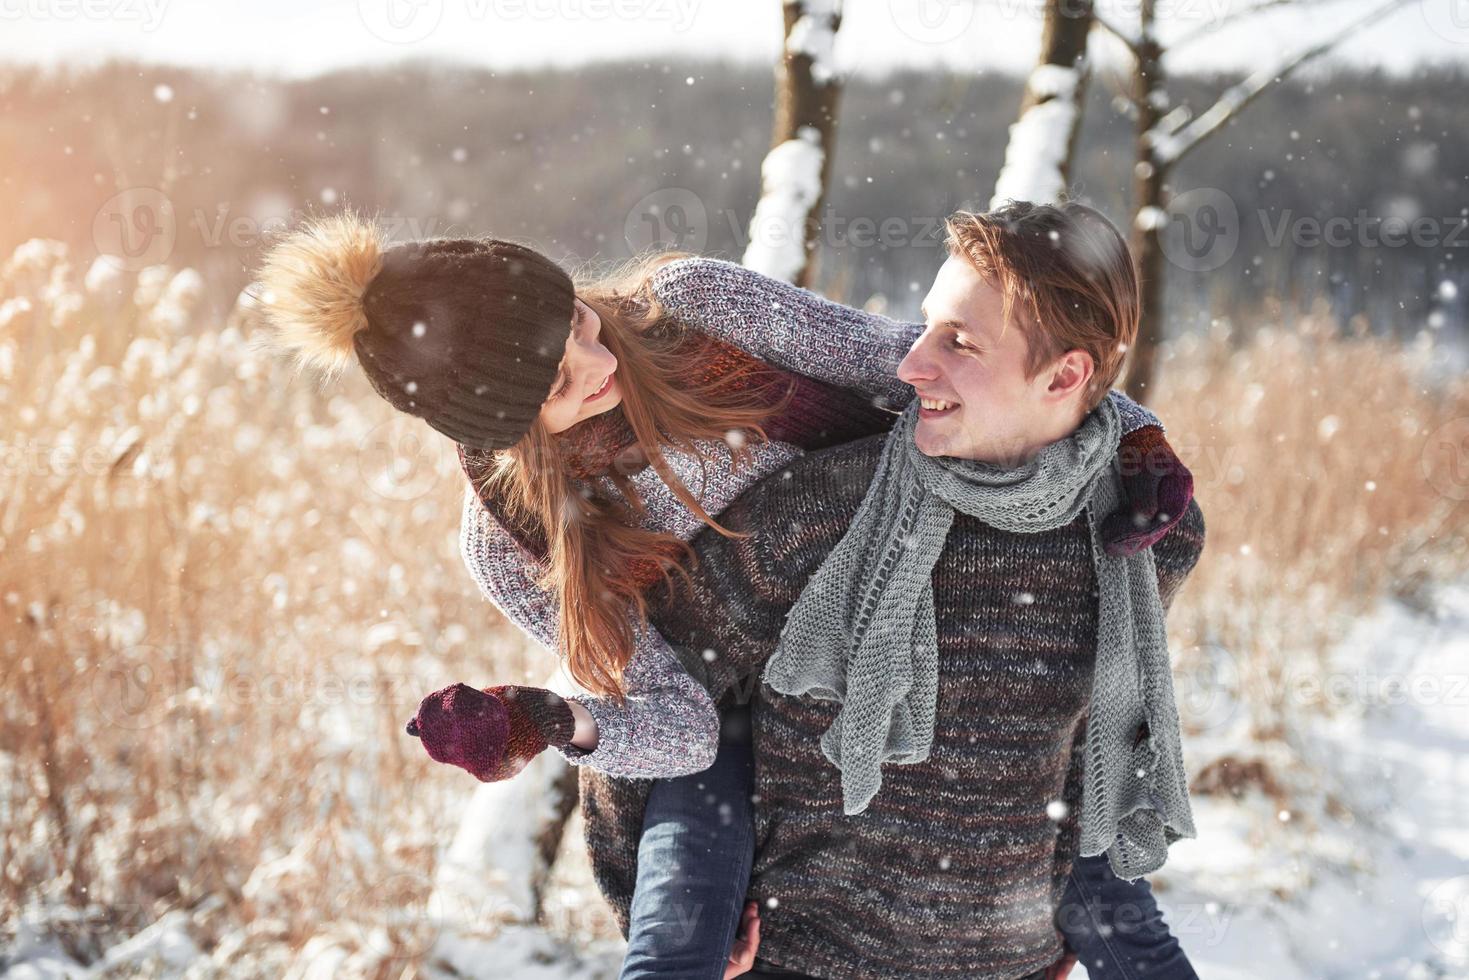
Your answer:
[256,211,385,377]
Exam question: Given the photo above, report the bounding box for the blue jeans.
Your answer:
[1056,853,1199,980]
[619,704,756,980]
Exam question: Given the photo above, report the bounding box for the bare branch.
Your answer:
[1091,10,1142,57]
[1169,0,1344,50]
[1151,0,1414,166]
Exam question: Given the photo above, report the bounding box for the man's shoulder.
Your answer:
[741,432,886,518]
[684,433,885,578]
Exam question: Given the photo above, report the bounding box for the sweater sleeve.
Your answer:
[650,256,921,412]
[458,487,720,779]
[649,256,1165,435]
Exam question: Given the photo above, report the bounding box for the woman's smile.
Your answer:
[585,372,615,403]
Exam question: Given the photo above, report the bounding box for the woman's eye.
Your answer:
[550,372,571,400]
[951,336,976,352]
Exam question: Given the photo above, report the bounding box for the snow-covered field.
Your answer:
[3,243,1467,980]
[1135,584,1469,980]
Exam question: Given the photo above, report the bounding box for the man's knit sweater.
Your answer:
[585,435,1206,979]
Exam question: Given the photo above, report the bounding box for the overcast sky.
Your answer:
[0,0,1463,78]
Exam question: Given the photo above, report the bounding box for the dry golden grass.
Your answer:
[0,241,574,974]
[2,242,1465,972]
[1152,306,1469,748]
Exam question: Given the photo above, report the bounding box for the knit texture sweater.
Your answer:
[456,257,1166,781]
[602,435,1206,979]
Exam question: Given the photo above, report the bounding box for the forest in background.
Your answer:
[2,58,1466,345]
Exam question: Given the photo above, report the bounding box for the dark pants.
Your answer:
[619,705,756,980]
[745,970,1047,980]
[1056,853,1200,980]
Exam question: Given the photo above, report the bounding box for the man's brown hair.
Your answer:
[943,200,1139,409]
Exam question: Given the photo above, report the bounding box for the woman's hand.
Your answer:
[1102,424,1195,556]
[405,682,578,781]
[724,901,761,978]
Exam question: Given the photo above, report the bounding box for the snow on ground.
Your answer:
[1086,584,1469,980]
[6,587,1466,979]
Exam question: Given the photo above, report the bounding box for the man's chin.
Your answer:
[912,419,957,458]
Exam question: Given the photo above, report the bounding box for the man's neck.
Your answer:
[966,405,1089,467]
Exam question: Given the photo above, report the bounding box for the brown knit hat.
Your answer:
[256,211,575,450]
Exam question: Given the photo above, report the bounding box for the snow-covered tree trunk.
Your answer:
[743,0,843,287]
[1125,0,1168,403]
[424,668,587,975]
[989,0,1093,209]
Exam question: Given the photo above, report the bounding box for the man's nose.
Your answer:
[897,342,935,384]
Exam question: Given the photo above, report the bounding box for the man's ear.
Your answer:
[1045,349,1095,401]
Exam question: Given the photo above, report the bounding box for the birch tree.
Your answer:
[743,0,844,286]
[426,668,593,974]
[990,0,1095,208]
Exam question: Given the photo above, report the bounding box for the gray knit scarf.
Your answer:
[762,397,1197,880]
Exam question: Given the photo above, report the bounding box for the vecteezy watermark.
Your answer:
[1422,418,1469,502]
[624,187,710,255]
[623,187,959,258]
[1421,0,1469,45]
[358,0,699,44]
[1,436,141,479]
[887,0,975,44]
[889,0,1271,42]
[90,644,187,731]
[1422,875,1469,968]
[93,187,177,272]
[1172,642,1243,733]
[193,205,445,249]
[1153,187,1241,273]
[357,415,456,502]
[0,0,169,31]
[1157,187,1469,272]
[1259,209,1469,250]
[93,188,447,270]
[357,0,445,43]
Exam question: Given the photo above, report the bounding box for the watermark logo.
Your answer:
[90,644,184,731]
[1158,187,1239,273]
[1422,875,1469,967]
[888,0,975,44]
[0,0,170,31]
[358,416,453,501]
[624,187,710,256]
[1421,0,1469,44]
[358,0,445,44]
[1422,417,1469,501]
[1173,643,1242,733]
[93,187,177,271]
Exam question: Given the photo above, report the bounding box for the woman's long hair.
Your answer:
[478,252,793,701]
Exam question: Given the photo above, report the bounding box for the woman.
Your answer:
[257,212,1195,980]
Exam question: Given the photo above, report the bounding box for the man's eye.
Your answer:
[951,336,976,351]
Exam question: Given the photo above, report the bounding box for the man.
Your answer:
[586,200,1206,979]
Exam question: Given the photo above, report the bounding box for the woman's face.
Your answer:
[538,297,623,435]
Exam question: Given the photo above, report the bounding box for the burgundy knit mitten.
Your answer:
[405,682,577,782]
[1100,425,1196,557]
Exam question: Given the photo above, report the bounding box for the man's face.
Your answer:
[897,255,1086,463]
